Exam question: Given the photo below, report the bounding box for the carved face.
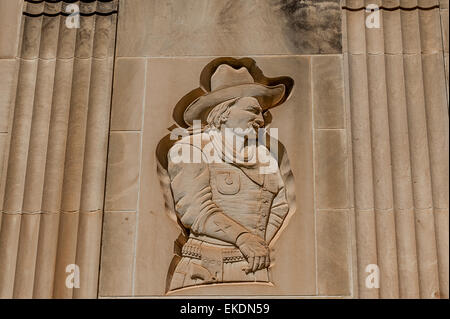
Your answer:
[222,97,265,134]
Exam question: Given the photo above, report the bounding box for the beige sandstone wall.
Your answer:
[100,0,351,298]
[0,0,447,299]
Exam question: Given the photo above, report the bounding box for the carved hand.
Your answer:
[236,232,270,274]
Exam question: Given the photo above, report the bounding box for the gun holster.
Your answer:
[188,244,223,283]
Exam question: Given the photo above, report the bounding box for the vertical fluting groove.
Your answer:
[364,0,399,298]
[13,2,62,298]
[53,1,97,299]
[342,4,360,298]
[0,9,43,298]
[95,1,119,298]
[418,2,449,298]
[0,0,23,234]
[33,4,78,298]
[74,3,117,298]
[383,1,421,298]
[345,1,379,298]
[400,0,440,299]
[440,2,449,104]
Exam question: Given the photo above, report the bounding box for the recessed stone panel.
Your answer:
[314,130,348,210]
[105,132,141,211]
[132,56,318,296]
[312,55,345,129]
[317,210,351,296]
[99,211,136,297]
[110,58,146,131]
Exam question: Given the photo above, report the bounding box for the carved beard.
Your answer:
[208,128,268,168]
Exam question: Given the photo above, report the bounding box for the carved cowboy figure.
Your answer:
[160,58,295,291]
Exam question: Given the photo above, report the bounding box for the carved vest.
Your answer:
[192,161,284,245]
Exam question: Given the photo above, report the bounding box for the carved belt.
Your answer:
[181,243,245,263]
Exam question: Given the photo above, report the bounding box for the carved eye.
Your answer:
[247,105,262,114]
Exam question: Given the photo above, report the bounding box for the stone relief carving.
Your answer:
[156,58,296,292]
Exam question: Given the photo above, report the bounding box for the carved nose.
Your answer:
[254,118,264,128]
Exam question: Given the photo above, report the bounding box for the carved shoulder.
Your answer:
[167,133,213,168]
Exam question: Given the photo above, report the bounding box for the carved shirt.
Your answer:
[167,133,290,245]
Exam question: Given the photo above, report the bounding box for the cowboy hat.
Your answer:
[172,57,294,127]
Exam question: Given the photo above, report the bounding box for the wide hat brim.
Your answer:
[183,83,285,125]
[172,57,294,128]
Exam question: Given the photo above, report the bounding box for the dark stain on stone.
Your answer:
[217,0,242,33]
[274,0,342,54]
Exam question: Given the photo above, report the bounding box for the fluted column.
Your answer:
[383,0,420,298]
[365,0,400,298]
[33,1,78,298]
[0,0,24,238]
[53,1,98,299]
[345,0,379,299]
[0,0,118,299]
[344,0,448,299]
[73,0,116,298]
[401,0,440,299]
[13,2,62,298]
[0,2,43,298]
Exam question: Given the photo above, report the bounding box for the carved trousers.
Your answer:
[169,239,270,291]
